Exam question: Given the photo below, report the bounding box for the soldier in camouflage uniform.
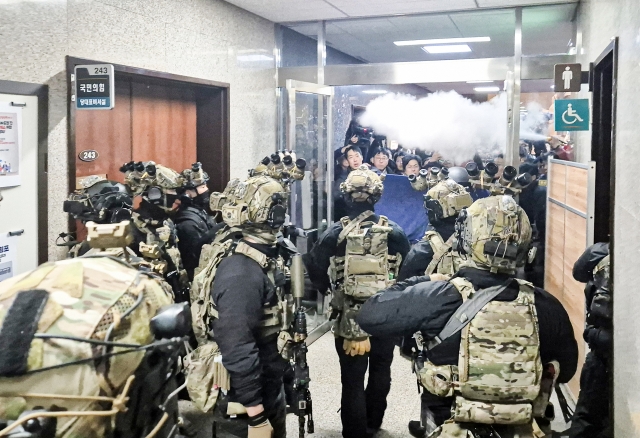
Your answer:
[61,175,133,257]
[120,161,190,303]
[399,179,473,281]
[188,165,304,438]
[0,233,191,437]
[357,195,579,438]
[304,166,410,438]
[174,163,217,281]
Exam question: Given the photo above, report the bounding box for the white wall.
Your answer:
[0,0,277,260]
[577,0,640,434]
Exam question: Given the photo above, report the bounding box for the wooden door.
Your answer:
[131,81,197,171]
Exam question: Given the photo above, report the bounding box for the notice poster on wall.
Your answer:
[0,105,21,187]
[0,234,18,282]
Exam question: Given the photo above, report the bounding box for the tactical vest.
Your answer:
[418,278,543,426]
[193,225,243,278]
[329,211,401,339]
[190,238,290,346]
[330,211,401,299]
[187,237,292,413]
[423,231,463,276]
[132,214,189,292]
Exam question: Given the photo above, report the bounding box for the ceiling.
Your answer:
[285,3,578,63]
[223,0,578,23]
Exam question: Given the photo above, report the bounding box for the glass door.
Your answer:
[282,80,333,339]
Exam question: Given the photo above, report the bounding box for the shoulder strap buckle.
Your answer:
[338,210,374,244]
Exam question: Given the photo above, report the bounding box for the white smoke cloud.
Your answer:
[359,91,508,165]
[519,101,551,141]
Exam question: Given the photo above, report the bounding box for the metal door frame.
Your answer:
[0,80,49,264]
[285,79,334,226]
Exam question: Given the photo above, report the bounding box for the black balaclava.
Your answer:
[194,191,212,212]
[431,216,457,241]
[345,198,376,218]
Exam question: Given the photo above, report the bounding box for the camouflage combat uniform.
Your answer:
[357,196,579,438]
[305,167,410,438]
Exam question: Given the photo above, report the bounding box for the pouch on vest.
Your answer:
[185,342,230,413]
[343,222,394,299]
[417,361,458,398]
[452,398,533,425]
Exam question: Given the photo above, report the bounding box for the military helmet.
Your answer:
[121,161,184,193]
[0,257,190,437]
[220,175,288,229]
[182,162,209,190]
[209,178,241,214]
[340,166,384,204]
[64,176,132,224]
[456,195,532,274]
[447,167,470,186]
[121,161,185,212]
[424,179,473,223]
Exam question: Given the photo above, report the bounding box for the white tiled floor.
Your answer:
[285,332,420,438]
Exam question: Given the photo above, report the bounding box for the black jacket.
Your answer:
[573,242,609,284]
[398,220,457,281]
[356,267,579,384]
[519,181,547,240]
[573,242,610,307]
[211,241,286,407]
[304,211,411,293]
[174,205,216,280]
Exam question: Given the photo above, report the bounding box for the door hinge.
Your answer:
[8,230,24,237]
[71,73,75,82]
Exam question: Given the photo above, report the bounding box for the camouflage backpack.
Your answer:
[418,277,543,427]
[0,257,173,438]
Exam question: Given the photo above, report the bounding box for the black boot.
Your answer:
[408,420,426,438]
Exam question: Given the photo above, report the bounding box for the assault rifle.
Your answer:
[289,254,314,438]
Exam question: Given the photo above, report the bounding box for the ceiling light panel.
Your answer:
[422,44,472,54]
[395,36,490,46]
[474,86,501,92]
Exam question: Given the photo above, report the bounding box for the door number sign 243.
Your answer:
[78,150,99,162]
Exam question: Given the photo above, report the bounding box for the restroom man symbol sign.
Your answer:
[562,67,572,90]
[554,63,582,92]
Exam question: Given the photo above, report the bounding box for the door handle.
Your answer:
[8,230,24,236]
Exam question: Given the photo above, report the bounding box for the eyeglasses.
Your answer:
[374,155,389,161]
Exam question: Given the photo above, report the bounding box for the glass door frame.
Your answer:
[285,79,334,227]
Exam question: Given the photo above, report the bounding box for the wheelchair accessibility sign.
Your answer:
[554,98,590,131]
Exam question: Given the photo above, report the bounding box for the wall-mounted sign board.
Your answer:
[74,64,115,110]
